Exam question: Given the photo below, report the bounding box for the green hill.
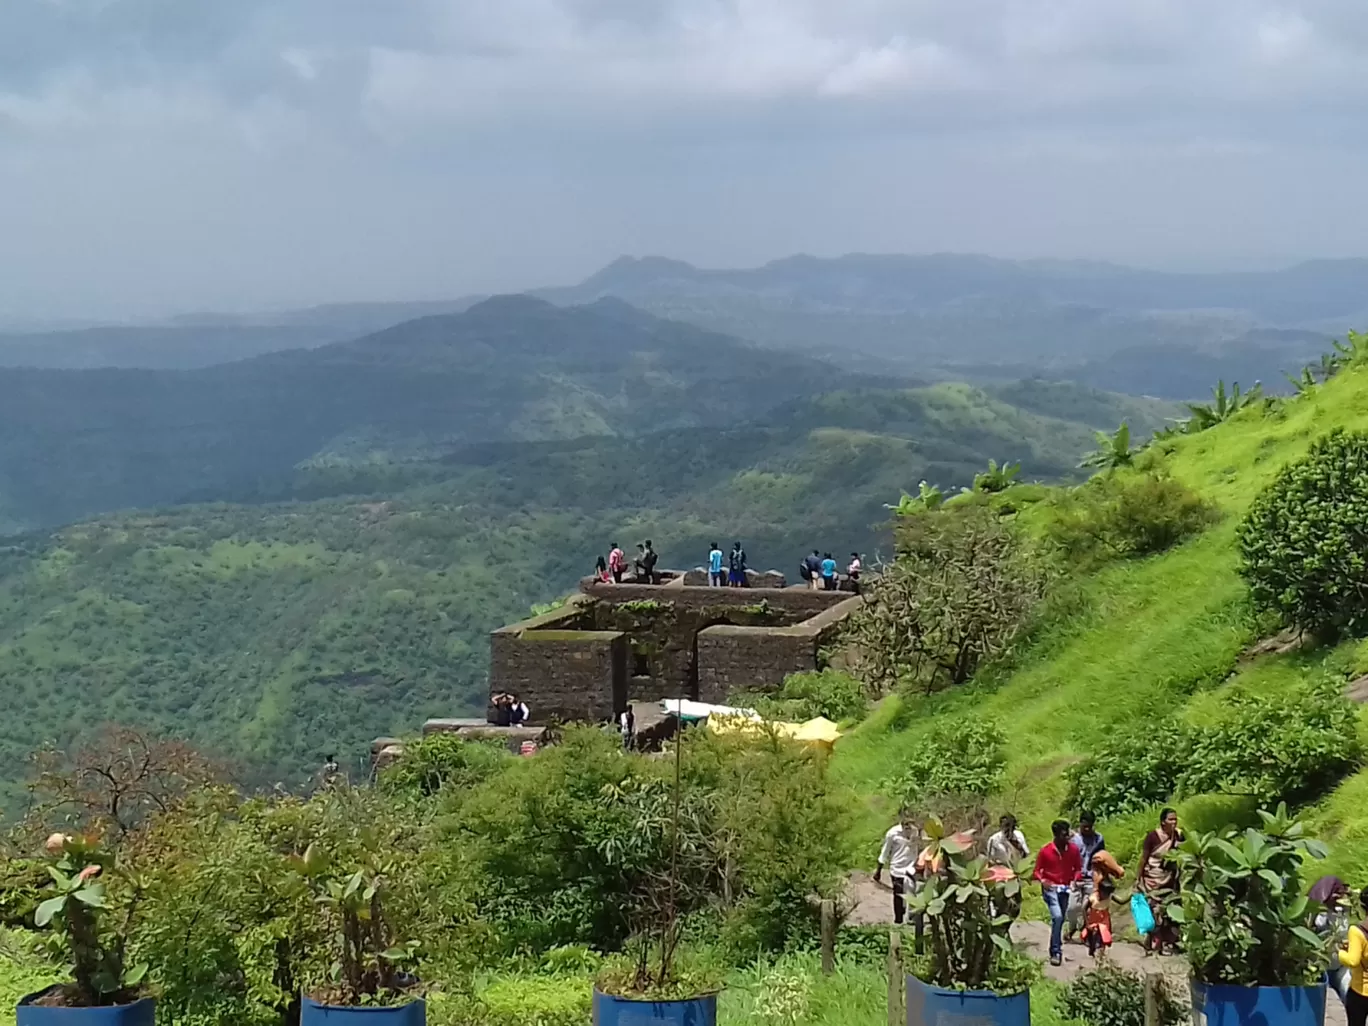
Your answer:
[0,379,1173,806]
[831,352,1368,881]
[0,296,886,530]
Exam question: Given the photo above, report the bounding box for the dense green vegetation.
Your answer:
[0,358,1173,801]
[830,341,1368,893]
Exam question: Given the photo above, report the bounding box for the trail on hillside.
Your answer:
[842,871,1349,1026]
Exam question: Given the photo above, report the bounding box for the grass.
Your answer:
[833,360,1368,879]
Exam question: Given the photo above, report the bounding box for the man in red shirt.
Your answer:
[1033,818,1083,966]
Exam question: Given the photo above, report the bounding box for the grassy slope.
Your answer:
[833,360,1368,877]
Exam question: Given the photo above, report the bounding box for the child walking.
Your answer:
[1081,878,1118,958]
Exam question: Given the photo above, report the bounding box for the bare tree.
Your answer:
[28,725,225,839]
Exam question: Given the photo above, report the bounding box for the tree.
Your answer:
[28,726,225,839]
[849,507,1049,692]
[972,460,1021,494]
[1239,429,1368,635]
[1078,422,1135,471]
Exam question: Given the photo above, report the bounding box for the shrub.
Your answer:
[379,734,510,799]
[1063,718,1188,818]
[1061,962,1186,1026]
[885,720,1006,810]
[1240,428,1368,635]
[1045,473,1220,568]
[851,507,1049,691]
[736,670,868,724]
[1181,676,1363,807]
[1170,804,1328,986]
[1065,679,1361,817]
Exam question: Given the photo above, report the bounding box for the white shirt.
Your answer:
[986,829,1030,866]
[619,711,632,731]
[879,824,919,879]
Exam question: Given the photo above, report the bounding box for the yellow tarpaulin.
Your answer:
[709,713,841,750]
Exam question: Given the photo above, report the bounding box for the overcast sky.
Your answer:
[3,0,1368,320]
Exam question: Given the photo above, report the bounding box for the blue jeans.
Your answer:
[1043,886,1070,959]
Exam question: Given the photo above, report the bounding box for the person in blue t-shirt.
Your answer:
[708,542,725,587]
[820,552,838,591]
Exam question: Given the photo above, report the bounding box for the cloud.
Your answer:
[3,0,1368,318]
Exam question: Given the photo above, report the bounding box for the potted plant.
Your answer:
[288,844,425,1024]
[17,832,153,1025]
[903,818,1037,1026]
[592,734,723,1024]
[1167,804,1329,1026]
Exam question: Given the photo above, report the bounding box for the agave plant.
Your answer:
[1166,803,1328,987]
[1284,366,1319,397]
[1332,330,1368,368]
[886,480,945,515]
[1184,380,1263,433]
[973,460,1022,495]
[1079,422,1135,471]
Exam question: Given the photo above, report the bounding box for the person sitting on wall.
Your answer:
[510,695,531,725]
[492,693,513,727]
[595,555,612,584]
[728,541,747,587]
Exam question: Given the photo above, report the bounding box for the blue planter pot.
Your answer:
[15,988,154,1026]
[1190,981,1326,1026]
[905,975,1030,1026]
[592,988,717,1026]
[300,996,426,1025]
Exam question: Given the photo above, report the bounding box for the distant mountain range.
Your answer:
[0,297,893,530]
[5,253,1359,400]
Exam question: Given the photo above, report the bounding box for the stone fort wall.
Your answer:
[489,577,861,724]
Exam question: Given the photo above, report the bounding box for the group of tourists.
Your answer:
[706,541,748,587]
[875,807,1183,968]
[798,550,861,592]
[595,540,660,585]
[490,693,531,726]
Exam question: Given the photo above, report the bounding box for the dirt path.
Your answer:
[844,871,1348,1026]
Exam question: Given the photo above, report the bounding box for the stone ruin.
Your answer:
[371,568,863,766]
[485,570,861,725]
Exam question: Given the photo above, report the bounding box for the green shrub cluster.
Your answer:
[1240,428,1368,635]
[1045,472,1220,568]
[0,725,852,1022]
[1061,962,1186,1026]
[884,720,1006,809]
[734,669,868,724]
[1065,677,1362,817]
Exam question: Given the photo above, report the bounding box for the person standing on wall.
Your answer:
[803,550,823,590]
[708,542,725,587]
[640,540,659,584]
[874,808,924,952]
[728,541,747,587]
[608,542,626,584]
[619,705,635,751]
[1033,818,1083,966]
[848,552,862,593]
[820,552,838,591]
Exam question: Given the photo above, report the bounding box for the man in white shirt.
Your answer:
[985,813,1031,921]
[874,809,924,951]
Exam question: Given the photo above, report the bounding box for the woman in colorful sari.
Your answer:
[1138,807,1184,954]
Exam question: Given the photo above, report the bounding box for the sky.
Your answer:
[3,0,1368,320]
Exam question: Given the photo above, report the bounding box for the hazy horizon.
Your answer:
[4,1,1368,321]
